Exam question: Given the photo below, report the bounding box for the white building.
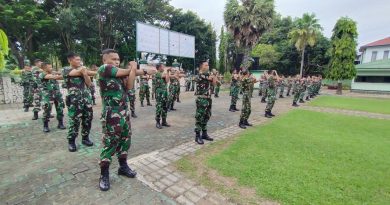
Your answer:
[359,37,390,63]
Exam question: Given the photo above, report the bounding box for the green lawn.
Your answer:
[207,110,390,205]
[309,96,390,114]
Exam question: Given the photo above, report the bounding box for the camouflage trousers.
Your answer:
[139,84,150,103]
[66,96,93,139]
[152,85,156,100]
[261,85,268,101]
[214,85,220,96]
[240,94,251,121]
[195,97,212,132]
[265,88,276,112]
[22,85,33,108]
[293,90,301,103]
[168,84,179,108]
[279,85,285,96]
[299,89,306,100]
[230,85,239,106]
[32,87,42,112]
[155,88,168,121]
[287,85,292,95]
[129,93,136,112]
[100,106,131,163]
[42,91,64,122]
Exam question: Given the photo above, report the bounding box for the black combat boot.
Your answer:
[195,131,204,145]
[229,105,235,112]
[92,98,96,105]
[239,120,247,129]
[24,106,29,112]
[170,104,176,111]
[57,118,66,129]
[99,162,110,191]
[305,96,310,101]
[147,100,152,106]
[156,119,162,129]
[82,136,94,147]
[32,111,38,120]
[287,93,290,96]
[141,101,144,107]
[234,105,240,111]
[177,97,181,103]
[244,120,252,126]
[269,112,275,117]
[265,111,272,118]
[43,121,50,132]
[292,102,299,107]
[279,95,284,98]
[68,138,77,152]
[162,118,170,127]
[118,157,137,178]
[299,99,305,103]
[131,111,137,118]
[261,97,266,103]
[202,130,213,141]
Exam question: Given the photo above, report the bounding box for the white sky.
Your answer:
[170,0,390,48]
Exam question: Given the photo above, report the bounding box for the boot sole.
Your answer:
[118,171,137,178]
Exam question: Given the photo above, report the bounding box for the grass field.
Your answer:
[309,96,390,114]
[203,110,390,205]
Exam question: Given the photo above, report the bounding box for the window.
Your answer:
[371,51,378,62]
[355,76,390,83]
[384,50,389,60]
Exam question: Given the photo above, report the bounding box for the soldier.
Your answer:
[168,68,185,111]
[214,71,222,98]
[38,62,66,132]
[260,74,268,103]
[258,74,264,96]
[190,74,196,91]
[239,69,256,129]
[229,69,240,112]
[279,75,286,98]
[292,75,302,107]
[62,52,95,152]
[20,61,34,112]
[89,64,98,105]
[264,70,279,118]
[31,59,43,120]
[97,49,156,191]
[194,59,217,145]
[286,76,293,96]
[151,74,156,100]
[155,64,171,129]
[185,75,191,92]
[299,77,307,103]
[128,88,137,118]
[139,74,152,107]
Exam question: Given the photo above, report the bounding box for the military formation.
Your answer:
[20,50,322,192]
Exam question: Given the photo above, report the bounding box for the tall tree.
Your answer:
[251,43,280,70]
[224,0,274,69]
[327,17,358,95]
[288,13,322,76]
[218,26,227,73]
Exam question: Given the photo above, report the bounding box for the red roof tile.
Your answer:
[360,37,390,51]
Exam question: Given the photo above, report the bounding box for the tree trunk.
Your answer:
[241,47,252,69]
[336,80,342,95]
[300,46,305,76]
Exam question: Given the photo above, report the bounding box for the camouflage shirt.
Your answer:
[140,76,149,86]
[195,71,211,96]
[268,76,276,88]
[62,66,91,99]
[38,72,61,100]
[241,77,252,94]
[155,71,167,90]
[31,66,42,87]
[98,64,128,109]
[21,70,34,85]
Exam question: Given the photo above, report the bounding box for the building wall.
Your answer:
[351,80,390,92]
[361,45,390,63]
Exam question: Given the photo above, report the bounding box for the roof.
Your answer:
[359,37,390,51]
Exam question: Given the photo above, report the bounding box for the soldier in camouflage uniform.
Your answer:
[62,53,95,152]
[299,77,307,103]
[20,62,34,112]
[286,76,293,96]
[151,74,156,100]
[168,69,185,111]
[292,75,302,107]
[214,71,222,98]
[261,74,269,103]
[194,60,217,145]
[229,70,240,112]
[185,75,191,92]
[155,64,171,129]
[31,59,43,120]
[38,62,66,132]
[239,69,256,129]
[128,88,137,118]
[279,75,286,98]
[265,70,279,118]
[97,49,157,191]
[190,74,196,91]
[139,74,152,107]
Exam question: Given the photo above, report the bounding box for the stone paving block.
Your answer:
[183,190,202,204]
[161,177,175,187]
[176,195,195,205]
[189,186,207,199]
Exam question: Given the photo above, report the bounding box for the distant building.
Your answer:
[351,37,390,92]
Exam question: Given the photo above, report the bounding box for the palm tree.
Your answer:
[224,0,274,69]
[289,13,322,76]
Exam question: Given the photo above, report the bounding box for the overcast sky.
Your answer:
[170,0,390,48]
